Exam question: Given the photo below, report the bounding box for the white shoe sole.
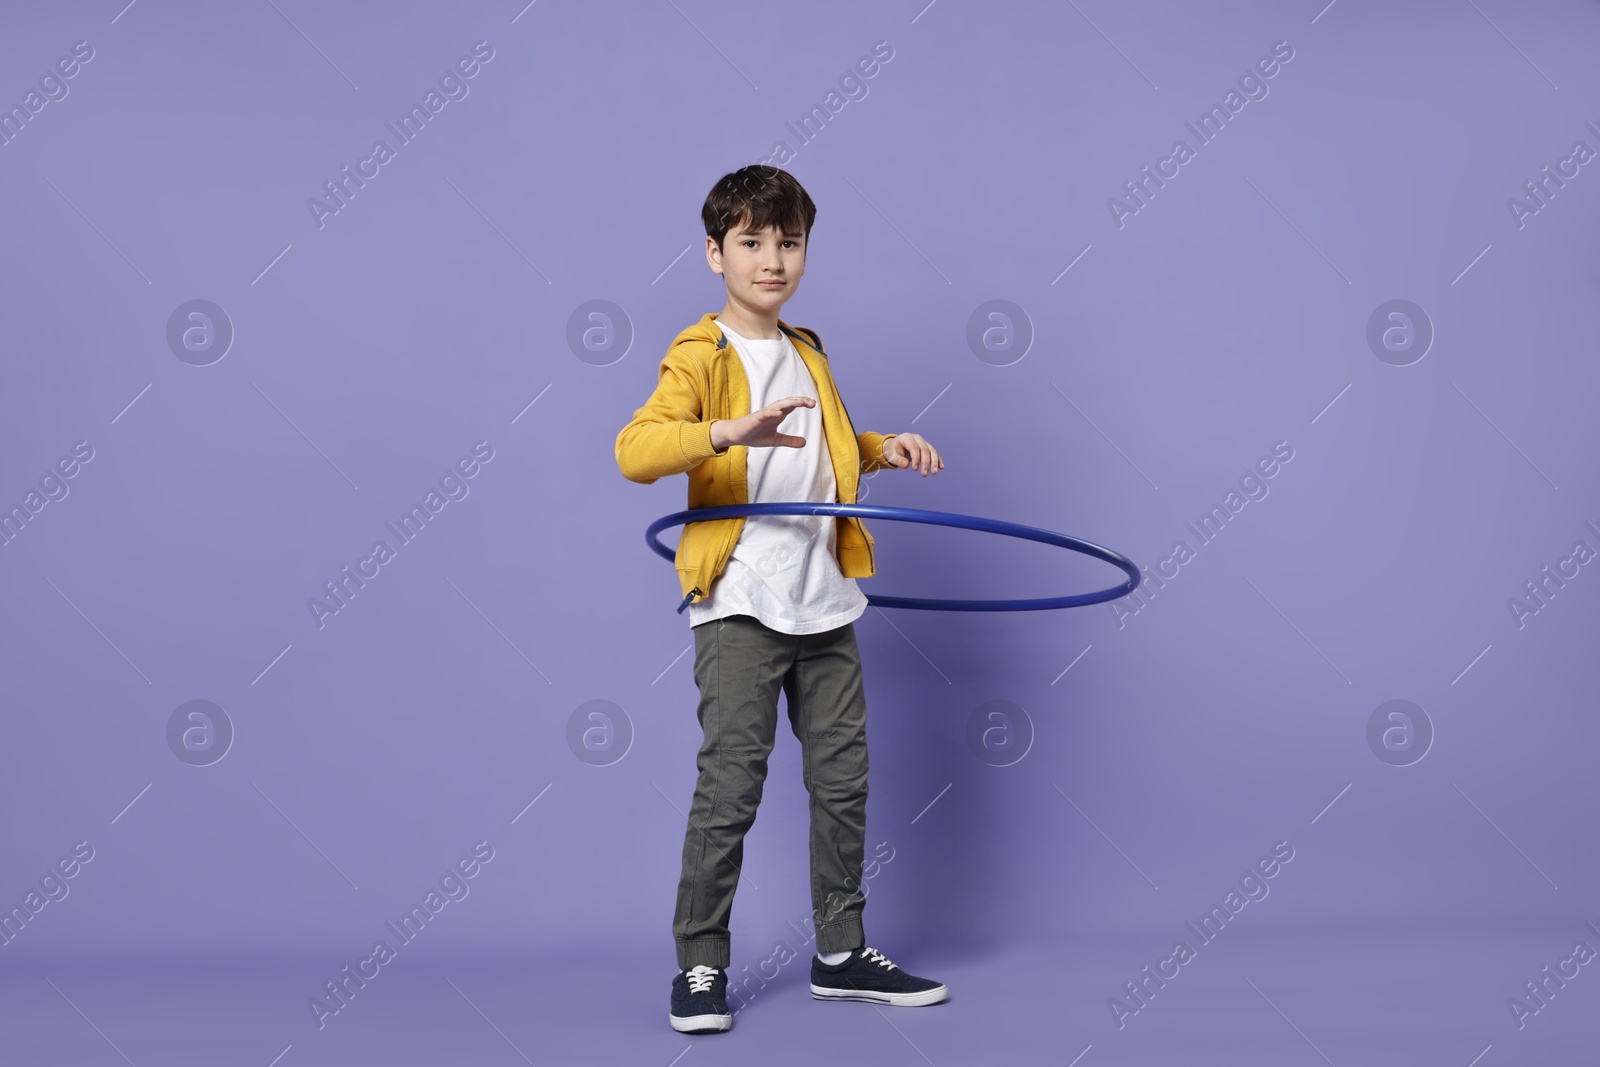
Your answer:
[810,983,949,1006]
[670,1012,733,1033]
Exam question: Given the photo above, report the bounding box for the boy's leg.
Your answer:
[782,620,870,956]
[673,613,795,971]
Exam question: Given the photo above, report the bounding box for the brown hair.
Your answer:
[701,165,817,253]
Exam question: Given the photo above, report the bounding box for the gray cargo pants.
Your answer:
[673,612,870,971]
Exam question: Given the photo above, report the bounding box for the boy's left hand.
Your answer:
[883,433,944,476]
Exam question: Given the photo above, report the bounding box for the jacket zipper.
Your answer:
[828,375,876,571]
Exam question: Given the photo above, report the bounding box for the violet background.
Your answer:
[2,1,1597,1064]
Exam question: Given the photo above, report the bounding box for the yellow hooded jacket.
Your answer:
[615,312,899,613]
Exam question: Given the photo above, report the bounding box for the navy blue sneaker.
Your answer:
[811,946,949,1006]
[670,964,733,1033]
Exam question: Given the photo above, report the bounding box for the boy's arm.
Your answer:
[615,344,723,484]
[857,431,900,474]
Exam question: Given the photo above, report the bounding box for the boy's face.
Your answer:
[706,219,806,311]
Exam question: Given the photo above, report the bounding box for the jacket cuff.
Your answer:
[680,420,721,466]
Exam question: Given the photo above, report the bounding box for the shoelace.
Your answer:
[859,947,899,971]
[685,964,720,993]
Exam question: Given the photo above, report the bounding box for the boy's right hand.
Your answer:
[711,396,816,451]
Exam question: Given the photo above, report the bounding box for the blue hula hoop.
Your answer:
[645,502,1142,612]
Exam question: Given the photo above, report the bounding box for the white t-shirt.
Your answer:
[688,322,869,635]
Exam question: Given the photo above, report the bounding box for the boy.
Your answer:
[615,166,948,1034]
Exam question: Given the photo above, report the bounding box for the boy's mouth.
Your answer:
[757,281,784,288]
